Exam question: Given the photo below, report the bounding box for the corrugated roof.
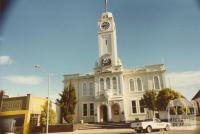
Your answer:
[192,90,200,100]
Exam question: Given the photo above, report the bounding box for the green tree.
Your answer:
[40,100,57,126]
[156,88,180,111]
[57,80,77,123]
[142,90,157,116]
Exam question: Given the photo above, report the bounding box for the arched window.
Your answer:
[89,83,93,96]
[112,77,117,89]
[129,79,135,91]
[154,76,160,89]
[100,78,104,91]
[137,78,142,91]
[196,101,200,114]
[83,83,87,96]
[106,77,110,89]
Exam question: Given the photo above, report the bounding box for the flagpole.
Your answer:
[105,0,108,12]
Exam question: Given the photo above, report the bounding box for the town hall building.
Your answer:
[64,1,166,123]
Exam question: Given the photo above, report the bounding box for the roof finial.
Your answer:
[105,0,108,12]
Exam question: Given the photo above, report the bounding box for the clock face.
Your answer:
[102,57,111,66]
[101,22,110,30]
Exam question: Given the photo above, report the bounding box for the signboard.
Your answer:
[1,97,27,112]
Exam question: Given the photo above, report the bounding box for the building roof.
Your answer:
[167,98,194,108]
[192,90,200,100]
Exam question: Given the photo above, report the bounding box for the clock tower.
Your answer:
[95,0,121,72]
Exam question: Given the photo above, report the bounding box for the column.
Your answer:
[23,111,31,134]
[119,102,123,121]
[120,74,124,96]
[116,76,119,95]
[108,77,112,95]
[118,75,122,95]
[108,104,112,121]
[96,104,100,122]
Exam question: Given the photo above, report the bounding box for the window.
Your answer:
[106,77,110,89]
[196,102,200,114]
[105,40,108,53]
[83,104,87,116]
[112,77,117,89]
[105,38,111,54]
[137,78,142,91]
[90,103,94,116]
[139,99,145,113]
[189,108,194,115]
[89,83,93,96]
[154,76,160,89]
[155,118,161,123]
[83,83,87,96]
[100,78,104,90]
[131,100,137,114]
[30,114,39,126]
[129,79,135,91]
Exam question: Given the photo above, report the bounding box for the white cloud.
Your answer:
[0,56,13,65]
[5,75,43,85]
[167,71,200,100]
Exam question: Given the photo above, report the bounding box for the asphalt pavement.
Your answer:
[47,122,200,134]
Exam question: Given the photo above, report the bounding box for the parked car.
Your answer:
[130,118,171,133]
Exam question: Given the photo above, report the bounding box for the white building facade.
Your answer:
[64,6,166,123]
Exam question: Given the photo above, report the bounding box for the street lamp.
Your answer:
[34,65,51,134]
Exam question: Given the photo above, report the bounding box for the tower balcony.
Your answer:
[95,89,121,100]
[95,89,112,99]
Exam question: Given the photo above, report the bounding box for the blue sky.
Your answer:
[0,0,200,100]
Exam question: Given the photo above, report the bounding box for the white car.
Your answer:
[130,118,171,133]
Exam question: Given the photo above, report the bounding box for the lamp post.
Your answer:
[34,65,51,134]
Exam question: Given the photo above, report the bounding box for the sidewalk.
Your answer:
[49,128,134,134]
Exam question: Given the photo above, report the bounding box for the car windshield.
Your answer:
[155,119,161,122]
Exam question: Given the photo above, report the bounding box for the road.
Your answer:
[50,128,199,134]
[49,123,200,134]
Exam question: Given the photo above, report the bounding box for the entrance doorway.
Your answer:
[111,103,120,122]
[100,105,108,122]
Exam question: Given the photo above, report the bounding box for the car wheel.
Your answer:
[165,124,170,131]
[146,126,152,133]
